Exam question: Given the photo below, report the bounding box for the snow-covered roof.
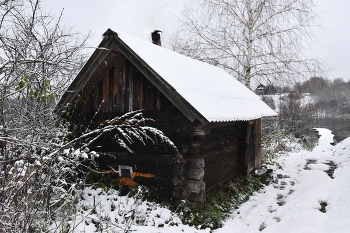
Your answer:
[115,30,277,122]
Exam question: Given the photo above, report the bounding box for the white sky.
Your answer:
[44,0,350,81]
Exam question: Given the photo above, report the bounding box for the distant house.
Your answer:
[255,84,267,95]
[56,29,276,206]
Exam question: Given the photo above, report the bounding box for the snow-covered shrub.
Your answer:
[261,92,318,162]
[262,124,317,163]
[0,108,178,232]
[277,92,316,138]
[50,186,182,233]
[0,148,97,232]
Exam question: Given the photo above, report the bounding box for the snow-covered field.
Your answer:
[57,128,350,233]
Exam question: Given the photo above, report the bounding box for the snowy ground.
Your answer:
[217,128,350,233]
[57,128,350,233]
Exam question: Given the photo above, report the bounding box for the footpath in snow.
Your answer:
[218,128,350,233]
[61,128,350,233]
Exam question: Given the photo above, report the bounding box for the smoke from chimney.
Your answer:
[151,30,162,46]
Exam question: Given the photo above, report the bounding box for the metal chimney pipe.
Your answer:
[151,30,162,46]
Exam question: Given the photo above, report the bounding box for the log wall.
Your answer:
[68,50,262,206]
[202,123,245,191]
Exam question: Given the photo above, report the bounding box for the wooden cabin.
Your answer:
[256,84,267,95]
[56,29,276,206]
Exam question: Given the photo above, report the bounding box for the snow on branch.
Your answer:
[79,110,178,154]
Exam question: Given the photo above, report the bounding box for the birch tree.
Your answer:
[171,0,324,89]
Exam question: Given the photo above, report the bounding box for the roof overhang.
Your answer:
[56,29,209,124]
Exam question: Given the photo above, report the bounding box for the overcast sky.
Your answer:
[45,0,350,81]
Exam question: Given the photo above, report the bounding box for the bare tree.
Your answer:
[0,0,89,231]
[0,0,88,173]
[171,0,324,89]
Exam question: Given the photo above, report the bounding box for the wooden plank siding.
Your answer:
[77,53,172,119]
[201,122,246,192]
[67,47,261,205]
[254,119,262,170]
[245,119,262,174]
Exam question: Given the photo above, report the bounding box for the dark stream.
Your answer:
[315,119,350,143]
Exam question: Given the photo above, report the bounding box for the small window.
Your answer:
[118,165,133,178]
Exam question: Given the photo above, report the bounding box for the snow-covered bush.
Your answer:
[0,110,177,232]
[0,146,98,232]
[278,93,316,138]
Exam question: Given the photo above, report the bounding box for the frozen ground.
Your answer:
[55,128,350,233]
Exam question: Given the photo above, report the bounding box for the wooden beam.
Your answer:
[156,89,161,111]
[128,62,134,111]
[102,72,109,112]
[55,38,115,112]
[108,67,114,112]
[112,35,208,124]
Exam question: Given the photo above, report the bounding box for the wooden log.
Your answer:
[204,132,240,142]
[101,163,173,177]
[190,142,202,148]
[188,146,201,156]
[156,89,161,111]
[92,85,99,113]
[205,164,238,179]
[208,124,238,132]
[188,157,204,169]
[202,143,238,158]
[204,159,239,178]
[254,119,262,170]
[108,67,114,112]
[189,124,207,136]
[116,56,125,112]
[113,60,119,112]
[202,144,223,156]
[133,175,172,186]
[204,149,238,164]
[102,72,109,112]
[187,168,204,180]
[191,124,211,135]
[204,161,238,179]
[173,163,187,176]
[172,186,188,199]
[204,171,239,192]
[124,59,130,112]
[208,121,239,129]
[207,128,241,138]
[132,68,141,110]
[245,122,255,174]
[95,153,172,167]
[145,79,157,111]
[133,164,172,177]
[171,175,186,186]
[188,190,206,204]
[128,62,134,111]
[187,180,205,194]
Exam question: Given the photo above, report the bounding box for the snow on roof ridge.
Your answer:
[114,30,277,122]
